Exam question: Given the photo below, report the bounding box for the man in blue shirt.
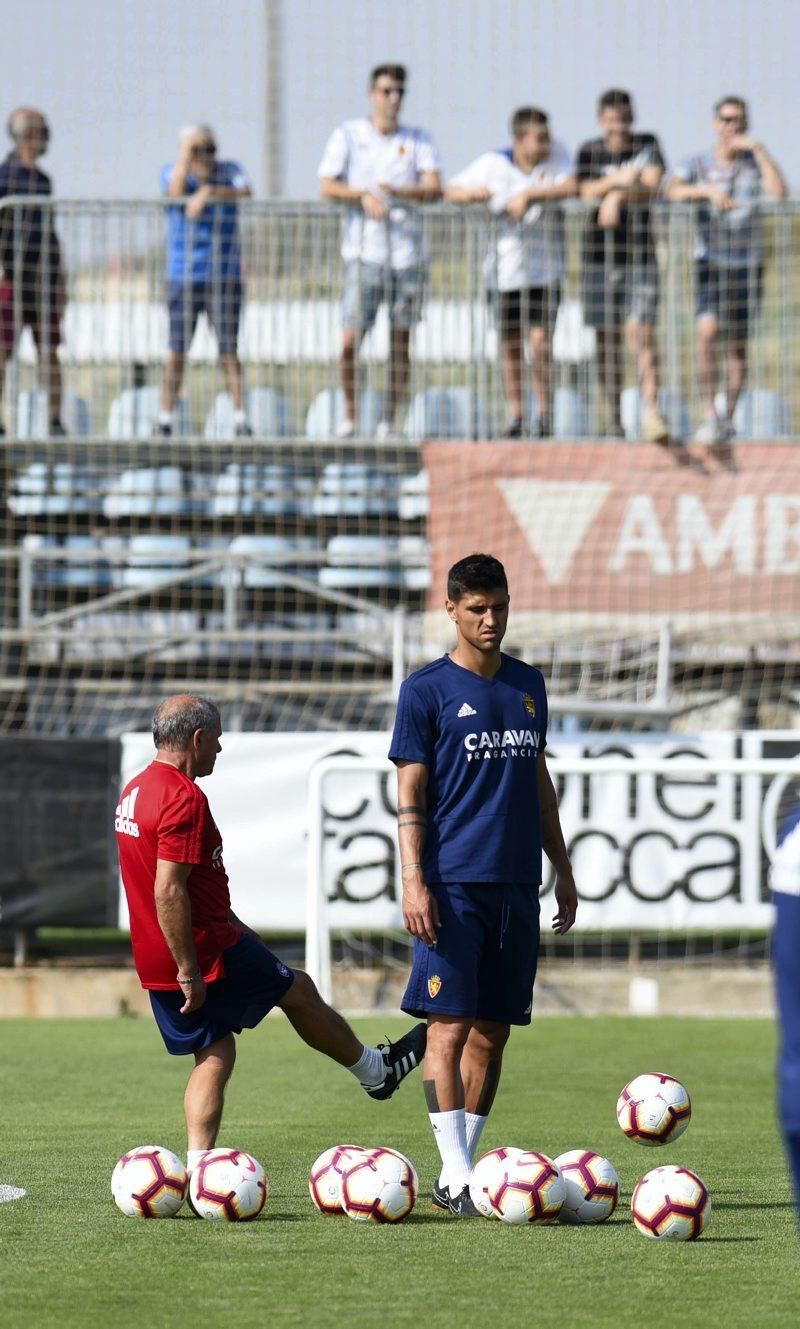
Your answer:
[156,125,253,437]
[770,807,800,1223]
[389,552,577,1216]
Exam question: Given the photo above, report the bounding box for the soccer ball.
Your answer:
[340,1147,418,1224]
[308,1145,366,1214]
[631,1165,711,1240]
[616,1072,691,1145]
[554,1150,620,1224]
[189,1148,268,1221]
[468,1147,523,1219]
[111,1145,187,1218]
[491,1151,566,1225]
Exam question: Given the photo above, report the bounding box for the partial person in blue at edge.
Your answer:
[770,805,800,1221]
[388,552,578,1217]
[155,124,253,438]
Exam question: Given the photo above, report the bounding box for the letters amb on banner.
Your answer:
[119,731,800,934]
[423,442,800,638]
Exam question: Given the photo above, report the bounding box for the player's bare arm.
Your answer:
[444,184,492,204]
[396,759,440,946]
[154,858,207,1013]
[505,174,577,220]
[379,169,443,202]
[319,176,388,219]
[536,755,578,935]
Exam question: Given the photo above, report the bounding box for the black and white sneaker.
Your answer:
[364,1022,427,1100]
[431,1180,450,1210]
[447,1185,481,1217]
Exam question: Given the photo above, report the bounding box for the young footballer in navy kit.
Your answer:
[389,552,578,1216]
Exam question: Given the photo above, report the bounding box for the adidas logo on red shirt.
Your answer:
[115,786,140,838]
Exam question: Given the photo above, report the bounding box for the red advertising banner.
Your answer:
[423,442,800,636]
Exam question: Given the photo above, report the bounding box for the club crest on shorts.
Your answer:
[523,693,536,717]
[427,974,442,999]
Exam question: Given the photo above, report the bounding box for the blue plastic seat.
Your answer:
[204,388,291,439]
[730,388,791,440]
[312,464,399,518]
[304,388,385,439]
[226,536,317,589]
[404,387,489,440]
[320,536,402,589]
[108,387,196,439]
[621,388,691,442]
[103,467,189,517]
[118,536,192,589]
[210,464,314,518]
[15,390,92,439]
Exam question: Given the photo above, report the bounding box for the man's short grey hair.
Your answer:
[152,696,221,750]
[179,122,215,145]
[8,108,47,144]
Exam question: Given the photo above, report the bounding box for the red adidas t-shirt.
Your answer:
[115,760,240,989]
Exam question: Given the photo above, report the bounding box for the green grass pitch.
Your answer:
[0,1014,795,1328]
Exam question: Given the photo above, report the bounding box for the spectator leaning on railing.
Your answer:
[0,107,65,438]
[446,106,576,438]
[318,63,443,442]
[156,125,253,439]
[666,96,788,448]
[576,89,669,444]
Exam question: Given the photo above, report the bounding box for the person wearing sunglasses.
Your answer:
[0,107,66,437]
[318,64,443,441]
[157,124,253,438]
[667,97,787,447]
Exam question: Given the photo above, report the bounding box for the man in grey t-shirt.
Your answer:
[667,96,787,446]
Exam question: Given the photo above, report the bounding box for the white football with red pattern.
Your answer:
[468,1147,524,1219]
[111,1145,188,1218]
[490,1150,566,1225]
[308,1145,367,1214]
[554,1149,620,1224]
[340,1146,418,1224]
[189,1148,268,1221]
[616,1072,692,1145]
[631,1164,711,1240]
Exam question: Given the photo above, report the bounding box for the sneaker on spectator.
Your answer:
[694,415,733,446]
[153,421,172,438]
[335,417,355,439]
[49,420,68,438]
[642,408,670,444]
[503,417,523,439]
[234,420,254,438]
[375,419,402,442]
[532,414,553,439]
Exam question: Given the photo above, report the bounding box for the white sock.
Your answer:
[347,1043,385,1087]
[233,409,247,426]
[159,410,173,426]
[429,1109,472,1195]
[186,1149,205,1176]
[438,1111,488,1187]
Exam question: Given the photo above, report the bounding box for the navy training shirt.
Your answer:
[389,653,548,885]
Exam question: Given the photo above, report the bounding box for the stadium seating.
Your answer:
[8,463,101,516]
[621,388,692,442]
[209,463,315,518]
[304,387,385,439]
[727,388,791,440]
[15,391,92,439]
[226,535,319,589]
[203,387,291,438]
[102,467,190,518]
[107,387,196,439]
[320,536,403,589]
[312,464,400,517]
[116,535,192,589]
[404,387,490,440]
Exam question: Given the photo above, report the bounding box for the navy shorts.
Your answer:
[167,278,243,354]
[695,259,762,339]
[401,883,541,1026]
[149,933,294,1056]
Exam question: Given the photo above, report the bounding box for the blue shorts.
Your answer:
[695,259,762,339]
[167,279,243,354]
[582,264,658,328]
[401,883,540,1026]
[341,260,426,332]
[149,933,294,1056]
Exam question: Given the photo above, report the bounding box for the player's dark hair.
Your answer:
[598,88,633,116]
[153,695,220,750]
[447,554,508,602]
[715,94,748,126]
[511,106,549,138]
[370,63,407,89]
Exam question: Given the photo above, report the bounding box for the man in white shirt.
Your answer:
[447,107,575,437]
[318,64,443,440]
[667,96,787,447]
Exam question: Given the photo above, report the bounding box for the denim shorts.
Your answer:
[401,883,541,1026]
[341,260,426,331]
[167,278,243,354]
[582,264,658,328]
[695,259,763,339]
[149,933,294,1056]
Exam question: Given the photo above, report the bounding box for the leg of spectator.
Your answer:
[500,327,524,428]
[529,325,552,430]
[696,315,720,419]
[220,352,245,412]
[340,330,358,427]
[0,347,7,431]
[184,1033,236,1152]
[45,349,62,428]
[724,340,747,423]
[596,327,623,432]
[627,319,659,413]
[162,351,185,413]
[388,326,411,427]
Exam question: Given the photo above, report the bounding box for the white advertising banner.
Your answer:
[119,731,800,933]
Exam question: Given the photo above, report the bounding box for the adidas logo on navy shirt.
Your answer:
[457,702,477,717]
[115,786,140,837]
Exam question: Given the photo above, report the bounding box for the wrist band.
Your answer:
[401,862,422,872]
[178,971,201,984]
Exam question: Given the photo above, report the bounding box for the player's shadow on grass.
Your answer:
[713,1200,795,1211]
